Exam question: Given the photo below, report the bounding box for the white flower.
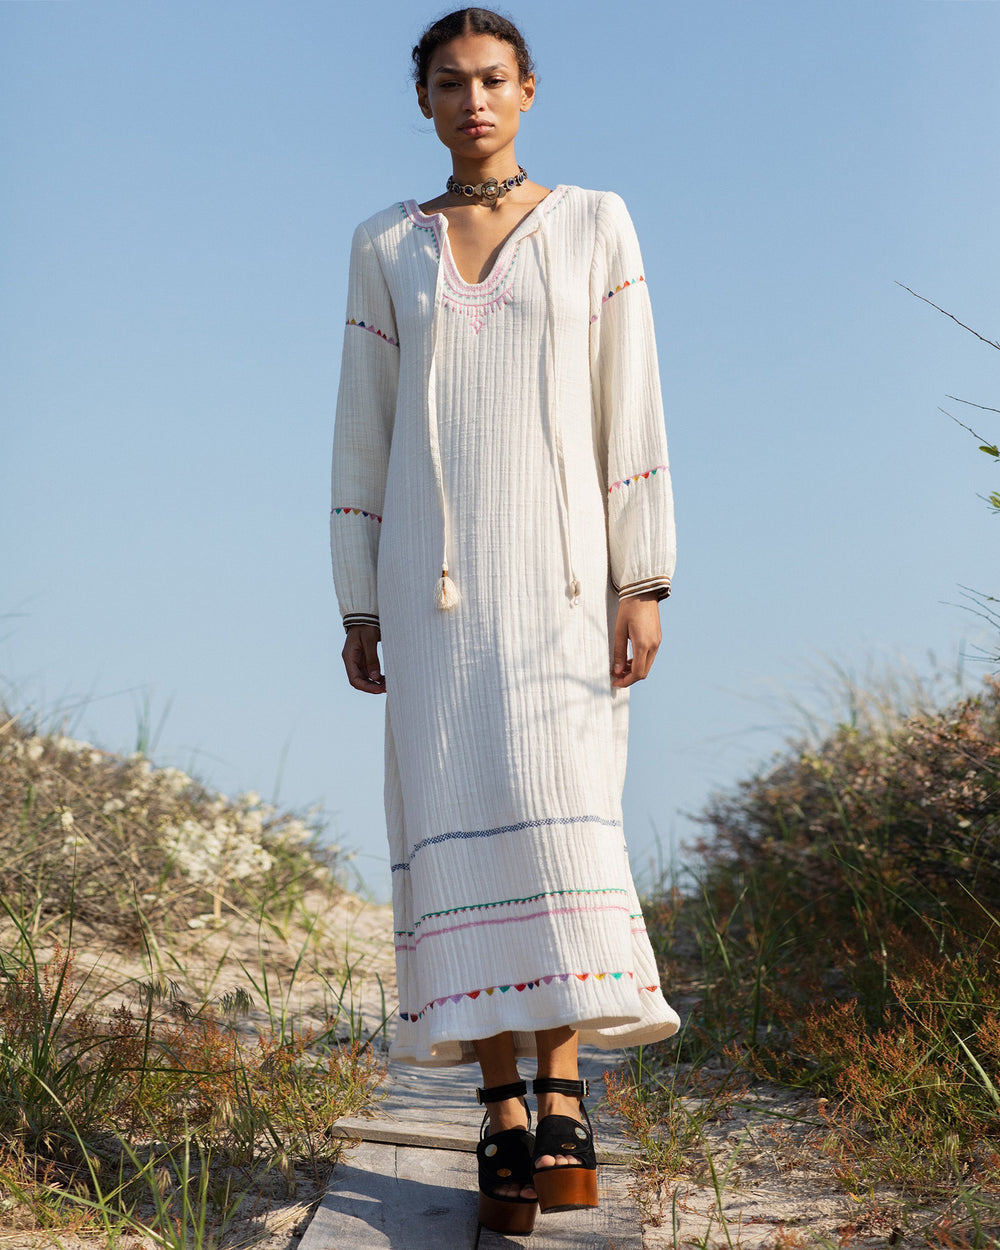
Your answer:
[103,798,126,814]
[272,819,311,847]
[59,809,75,829]
[158,767,192,795]
[161,815,271,884]
[52,735,94,755]
[25,738,45,762]
[239,808,264,837]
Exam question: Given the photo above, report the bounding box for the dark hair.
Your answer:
[411,8,534,87]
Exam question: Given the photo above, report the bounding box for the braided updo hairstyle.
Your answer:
[411,8,535,86]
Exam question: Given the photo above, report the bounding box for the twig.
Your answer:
[895,282,1000,351]
[946,394,1000,416]
[938,408,996,450]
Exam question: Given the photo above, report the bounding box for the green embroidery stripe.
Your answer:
[393,886,629,937]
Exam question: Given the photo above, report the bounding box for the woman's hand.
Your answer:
[342,625,386,694]
[611,592,662,688]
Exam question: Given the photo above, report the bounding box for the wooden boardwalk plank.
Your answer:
[334,1046,635,1155]
[309,1044,643,1248]
[307,1142,641,1250]
[477,1165,642,1250]
[301,1139,479,1250]
[331,1116,632,1164]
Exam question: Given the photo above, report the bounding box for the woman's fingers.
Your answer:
[612,610,631,680]
[342,625,386,694]
[361,630,383,684]
[611,597,661,688]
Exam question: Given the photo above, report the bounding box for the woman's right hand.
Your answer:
[342,625,386,694]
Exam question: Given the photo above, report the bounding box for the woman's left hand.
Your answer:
[611,592,662,688]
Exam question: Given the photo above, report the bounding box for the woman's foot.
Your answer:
[533,1089,586,1169]
[531,1077,599,1213]
[483,1094,537,1200]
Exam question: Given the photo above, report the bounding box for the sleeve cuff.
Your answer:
[613,576,671,602]
[343,612,381,632]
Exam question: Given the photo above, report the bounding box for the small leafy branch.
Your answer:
[896,282,999,513]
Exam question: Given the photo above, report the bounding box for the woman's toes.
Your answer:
[534,1153,576,1169]
[491,1180,536,1199]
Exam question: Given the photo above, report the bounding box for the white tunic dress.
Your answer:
[331,184,681,1065]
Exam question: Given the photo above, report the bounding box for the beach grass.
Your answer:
[623,675,1000,1246]
[0,709,387,1247]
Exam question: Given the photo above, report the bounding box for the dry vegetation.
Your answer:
[0,711,388,1249]
[616,677,1000,1248]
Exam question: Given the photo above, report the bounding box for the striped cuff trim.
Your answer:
[343,612,381,632]
[614,576,672,602]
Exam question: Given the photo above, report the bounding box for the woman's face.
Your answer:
[416,33,535,163]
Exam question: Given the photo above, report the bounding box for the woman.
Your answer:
[330,7,680,1233]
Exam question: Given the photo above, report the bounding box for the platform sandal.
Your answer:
[531,1077,599,1213]
[475,1079,537,1235]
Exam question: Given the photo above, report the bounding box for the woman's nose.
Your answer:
[463,81,486,111]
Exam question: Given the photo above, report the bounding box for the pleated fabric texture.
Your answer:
[331,185,680,1065]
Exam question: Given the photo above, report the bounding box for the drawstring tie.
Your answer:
[424,197,579,610]
[539,218,582,606]
[426,244,460,610]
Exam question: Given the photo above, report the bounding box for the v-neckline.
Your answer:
[404,186,565,292]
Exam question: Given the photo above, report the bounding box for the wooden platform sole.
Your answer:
[533,1165,599,1213]
[477,1192,537,1235]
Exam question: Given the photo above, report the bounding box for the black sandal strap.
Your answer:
[477,1079,528,1105]
[531,1113,596,1171]
[532,1077,590,1098]
[477,1125,537,1199]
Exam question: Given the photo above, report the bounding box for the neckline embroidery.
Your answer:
[401,185,572,334]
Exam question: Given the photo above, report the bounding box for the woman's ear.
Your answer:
[416,83,432,118]
[519,74,536,113]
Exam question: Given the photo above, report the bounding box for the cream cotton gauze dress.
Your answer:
[330,184,681,1065]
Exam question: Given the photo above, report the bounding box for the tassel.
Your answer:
[568,577,582,606]
[436,566,460,610]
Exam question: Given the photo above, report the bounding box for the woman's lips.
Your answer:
[459,122,493,137]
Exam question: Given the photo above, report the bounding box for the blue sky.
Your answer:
[3,1,998,901]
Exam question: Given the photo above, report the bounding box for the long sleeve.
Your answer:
[330,221,400,630]
[590,192,676,602]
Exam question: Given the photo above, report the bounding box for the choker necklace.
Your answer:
[446,166,527,205]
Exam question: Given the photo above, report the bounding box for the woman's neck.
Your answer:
[449,149,522,187]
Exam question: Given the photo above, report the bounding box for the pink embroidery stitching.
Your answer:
[331,507,382,523]
[397,969,660,1023]
[442,285,516,334]
[402,187,572,335]
[395,900,631,950]
[608,465,667,495]
[346,318,398,347]
[590,275,645,323]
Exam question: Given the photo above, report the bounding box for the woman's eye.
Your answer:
[485,77,505,86]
